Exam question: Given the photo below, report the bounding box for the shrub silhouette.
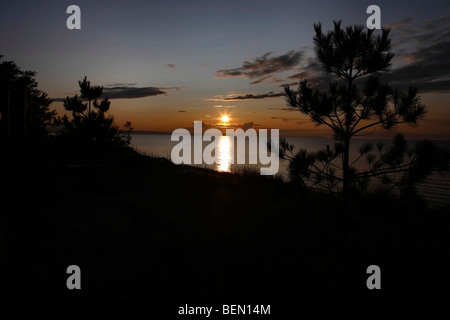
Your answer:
[0,54,56,147]
[61,76,133,156]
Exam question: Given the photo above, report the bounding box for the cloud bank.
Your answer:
[53,85,184,101]
[103,86,167,99]
[206,92,284,101]
[384,16,450,93]
[212,16,450,99]
[216,50,302,80]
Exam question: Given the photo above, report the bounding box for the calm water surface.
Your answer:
[131,134,450,207]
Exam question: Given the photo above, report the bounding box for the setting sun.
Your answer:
[221,115,230,122]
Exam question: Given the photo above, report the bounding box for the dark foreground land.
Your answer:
[1,148,449,300]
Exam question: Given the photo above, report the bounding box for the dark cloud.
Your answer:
[268,107,296,112]
[106,83,137,87]
[286,58,336,87]
[102,85,184,99]
[383,16,450,93]
[215,50,303,83]
[103,86,167,99]
[385,41,450,93]
[205,92,284,101]
[178,110,186,112]
[53,85,183,101]
[278,82,300,88]
[222,92,284,101]
[249,75,272,84]
[388,16,450,50]
[270,116,303,122]
[214,48,334,87]
[249,75,283,85]
[386,17,414,30]
[241,122,254,131]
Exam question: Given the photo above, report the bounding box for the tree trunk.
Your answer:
[342,136,350,205]
[88,99,93,165]
[343,77,353,205]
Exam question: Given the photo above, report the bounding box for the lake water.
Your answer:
[131,134,450,208]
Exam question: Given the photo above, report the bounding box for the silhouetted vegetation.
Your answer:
[2,153,449,299]
[57,76,133,162]
[281,21,449,202]
[0,58,133,165]
[0,55,56,148]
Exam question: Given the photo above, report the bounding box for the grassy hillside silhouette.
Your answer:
[1,151,450,299]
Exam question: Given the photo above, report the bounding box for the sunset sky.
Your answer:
[1,0,449,139]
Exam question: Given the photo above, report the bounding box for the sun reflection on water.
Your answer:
[217,135,232,172]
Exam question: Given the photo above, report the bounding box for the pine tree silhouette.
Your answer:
[281,21,449,202]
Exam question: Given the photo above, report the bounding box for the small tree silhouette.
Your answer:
[78,76,103,117]
[62,77,133,153]
[281,21,448,202]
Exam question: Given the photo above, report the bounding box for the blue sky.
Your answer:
[1,0,449,137]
